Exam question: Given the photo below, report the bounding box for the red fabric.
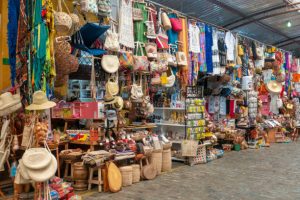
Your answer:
[229,100,235,118]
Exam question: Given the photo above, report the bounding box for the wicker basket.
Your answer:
[162,149,172,172]
[162,142,172,150]
[150,150,162,175]
[131,164,140,183]
[119,166,133,187]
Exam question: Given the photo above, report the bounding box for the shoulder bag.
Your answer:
[105,74,119,96]
[131,74,144,100]
[104,24,120,52]
[133,42,149,72]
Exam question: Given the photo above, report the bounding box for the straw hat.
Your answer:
[113,96,123,111]
[0,92,22,117]
[26,153,57,182]
[266,81,282,94]
[26,91,56,110]
[18,159,30,180]
[22,148,52,170]
[103,94,117,105]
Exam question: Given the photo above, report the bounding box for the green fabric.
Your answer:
[32,0,48,91]
[133,2,147,56]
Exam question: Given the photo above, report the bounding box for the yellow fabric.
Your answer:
[46,0,56,77]
[178,18,188,70]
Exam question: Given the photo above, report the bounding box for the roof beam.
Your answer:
[273,35,300,46]
[230,7,300,30]
[206,0,300,48]
[224,2,300,28]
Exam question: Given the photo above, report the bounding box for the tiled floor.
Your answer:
[82,142,300,200]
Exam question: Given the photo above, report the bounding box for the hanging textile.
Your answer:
[205,25,213,74]
[133,2,148,44]
[32,0,49,91]
[166,13,179,47]
[178,17,189,88]
[119,0,135,48]
[212,28,220,75]
[7,0,20,87]
[198,22,206,73]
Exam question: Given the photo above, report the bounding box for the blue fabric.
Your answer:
[205,25,213,74]
[166,13,178,48]
[7,0,20,87]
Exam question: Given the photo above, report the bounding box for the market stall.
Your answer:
[0,0,300,199]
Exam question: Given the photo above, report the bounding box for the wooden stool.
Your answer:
[88,166,103,192]
[64,160,74,181]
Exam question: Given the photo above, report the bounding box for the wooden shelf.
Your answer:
[156,122,185,127]
[154,107,185,111]
[122,124,157,130]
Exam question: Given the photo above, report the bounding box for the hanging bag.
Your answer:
[131,74,144,100]
[145,42,157,59]
[105,74,119,96]
[165,67,176,88]
[133,42,149,72]
[156,9,169,49]
[104,24,120,52]
[170,15,182,32]
[119,50,134,71]
[161,12,171,30]
[145,10,156,39]
[80,0,98,14]
[54,0,72,35]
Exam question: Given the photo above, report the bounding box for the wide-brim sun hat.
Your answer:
[112,96,123,111]
[266,80,282,94]
[22,148,52,170]
[0,92,22,116]
[26,90,56,110]
[18,159,31,180]
[26,153,57,182]
[103,94,117,105]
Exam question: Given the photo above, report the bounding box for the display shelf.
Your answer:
[156,122,185,127]
[122,124,157,130]
[154,107,185,111]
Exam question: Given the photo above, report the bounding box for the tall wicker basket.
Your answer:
[162,149,172,172]
[131,164,141,183]
[119,166,133,187]
[150,150,163,175]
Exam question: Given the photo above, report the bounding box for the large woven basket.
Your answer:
[131,164,140,183]
[150,150,162,175]
[162,149,172,172]
[119,166,133,187]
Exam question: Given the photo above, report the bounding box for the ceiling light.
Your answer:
[286,21,292,28]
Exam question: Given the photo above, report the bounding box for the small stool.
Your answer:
[88,166,103,192]
[64,160,74,181]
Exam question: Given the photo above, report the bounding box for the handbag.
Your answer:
[150,61,159,73]
[161,12,171,30]
[133,7,143,21]
[151,74,161,85]
[238,44,244,56]
[105,75,119,96]
[131,75,143,100]
[145,43,157,59]
[181,140,198,157]
[176,51,188,66]
[157,52,169,72]
[54,0,72,35]
[170,17,182,32]
[145,11,156,39]
[97,0,111,16]
[119,51,134,71]
[165,67,176,88]
[80,0,98,14]
[104,24,120,52]
[156,33,169,49]
[133,42,149,72]
[101,55,120,74]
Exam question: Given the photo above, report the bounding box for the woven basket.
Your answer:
[188,145,207,166]
[131,164,140,183]
[162,149,172,172]
[54,0,72,35]
[150,150,162,175]
[162,142,172,150]
[119,166,133,187]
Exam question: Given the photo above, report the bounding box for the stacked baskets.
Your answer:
[131,164,140,183]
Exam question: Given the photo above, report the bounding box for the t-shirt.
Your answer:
[189,24,200,53]
[225,31,236,61]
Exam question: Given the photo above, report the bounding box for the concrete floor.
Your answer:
[82,142,300,200]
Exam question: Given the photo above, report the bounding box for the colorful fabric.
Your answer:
[205,25,213,74]
[133,2,147,45]
[198,23,206,72]
[7,0,20,87]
